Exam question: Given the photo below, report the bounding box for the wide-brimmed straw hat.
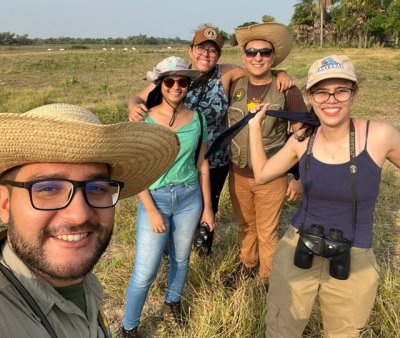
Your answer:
[306,55,358,90]
[235,22,293,67]
[0,103,179,199]
[146,56,200,83]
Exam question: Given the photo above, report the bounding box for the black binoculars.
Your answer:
[294,224,351,280]
[193,222,211,255]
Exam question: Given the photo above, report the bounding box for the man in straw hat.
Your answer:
[227,22,307,283]
[0,103,179,337]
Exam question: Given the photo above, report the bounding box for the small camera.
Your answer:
[294,224,351,280]
[193,222,211,255]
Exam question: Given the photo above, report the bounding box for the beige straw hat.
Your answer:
[0,103,179,199]
[235,22,293,67]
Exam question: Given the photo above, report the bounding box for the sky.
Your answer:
[0,0,299,41]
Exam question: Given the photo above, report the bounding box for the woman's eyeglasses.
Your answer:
[310,87,354,104]
[194,45,219,57]
[244,48,273,58]
[163,78,189,89]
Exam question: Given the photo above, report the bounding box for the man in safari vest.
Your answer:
[228,22,307,283]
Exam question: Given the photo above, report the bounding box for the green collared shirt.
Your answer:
[0,242,110,337]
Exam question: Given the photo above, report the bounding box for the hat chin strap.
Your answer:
[163,95,184,127]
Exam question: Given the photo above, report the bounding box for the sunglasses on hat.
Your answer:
[244,47,273,58]
[163,78,189,89]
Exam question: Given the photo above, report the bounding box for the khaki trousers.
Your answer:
[229,170,287,281]
[266,226,379,338]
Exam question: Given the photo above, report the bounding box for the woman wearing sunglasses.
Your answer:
[128,26,294,256]
[249,55,400,337]
[121,56,214,337]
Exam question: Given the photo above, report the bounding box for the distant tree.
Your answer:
[262,15,275,22]
[318,0,334,47]
[387,0,400,45]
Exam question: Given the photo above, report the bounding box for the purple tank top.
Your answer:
[291,122,381,248]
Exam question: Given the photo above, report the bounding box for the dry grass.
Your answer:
[0,45,399,337]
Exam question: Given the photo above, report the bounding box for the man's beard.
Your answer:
[7,213,113,282]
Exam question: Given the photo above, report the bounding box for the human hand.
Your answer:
[276,71,295,92]
[129,103,148,122]
[286,178,303,202]
[200,208,215,232]
[149,210,167,233]
[248,103,269,127]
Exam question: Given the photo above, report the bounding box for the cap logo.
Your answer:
[204,28,218,40]
[316,57,344,73]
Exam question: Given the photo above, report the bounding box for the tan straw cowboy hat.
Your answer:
[0,103,179,199]
[235,22,293,67]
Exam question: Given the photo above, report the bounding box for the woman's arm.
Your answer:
[249,105,300,184]
[197,142,215,231]
[128,83,155,122]
[138,189,167,233]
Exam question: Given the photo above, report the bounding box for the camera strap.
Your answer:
[300,119,357,244]
[0,261,110,337]
[0,262,58,337]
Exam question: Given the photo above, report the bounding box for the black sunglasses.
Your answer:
[244,48,273,58]
[163,77,189,89]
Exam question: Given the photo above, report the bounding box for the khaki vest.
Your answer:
[228,76,288,169]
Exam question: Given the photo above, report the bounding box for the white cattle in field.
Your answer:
[123,47,128,51]
[59,48,65,51]
[103,48,107,51]
[47,48,53,51]
[132,47,136,50]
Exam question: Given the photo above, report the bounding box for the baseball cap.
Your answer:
[306,55,358,90]
[192,27,223,51]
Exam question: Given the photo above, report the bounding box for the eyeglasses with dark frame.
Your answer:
[244,47,273,58]
[162,77,190,89]
[1,179,124,210]
[310,87,355,104]
[194,45,219,57]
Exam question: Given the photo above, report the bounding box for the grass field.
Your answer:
[0,46,399,337]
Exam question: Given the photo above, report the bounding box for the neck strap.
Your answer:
[0,262,110,337]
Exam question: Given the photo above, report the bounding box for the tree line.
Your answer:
[1,0,399,48]
[291,0,400,47]
[0,32,190,47]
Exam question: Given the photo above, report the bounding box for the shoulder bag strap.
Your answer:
[0,263,57,338]
[194,111,204,165]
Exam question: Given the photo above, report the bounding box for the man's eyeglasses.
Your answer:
[310,87,354,104]
[194,45,219,57]
[2,179,124,210]
[244,48,273,58]
[163,77,189,89]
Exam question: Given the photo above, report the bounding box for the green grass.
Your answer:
[0,46,399,337]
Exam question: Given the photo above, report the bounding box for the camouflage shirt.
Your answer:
[185,64,230,169]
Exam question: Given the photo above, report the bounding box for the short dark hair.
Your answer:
[0,166,21,182]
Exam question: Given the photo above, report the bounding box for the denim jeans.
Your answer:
[123,183,202,329]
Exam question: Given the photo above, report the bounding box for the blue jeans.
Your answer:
[123,183,202,329]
